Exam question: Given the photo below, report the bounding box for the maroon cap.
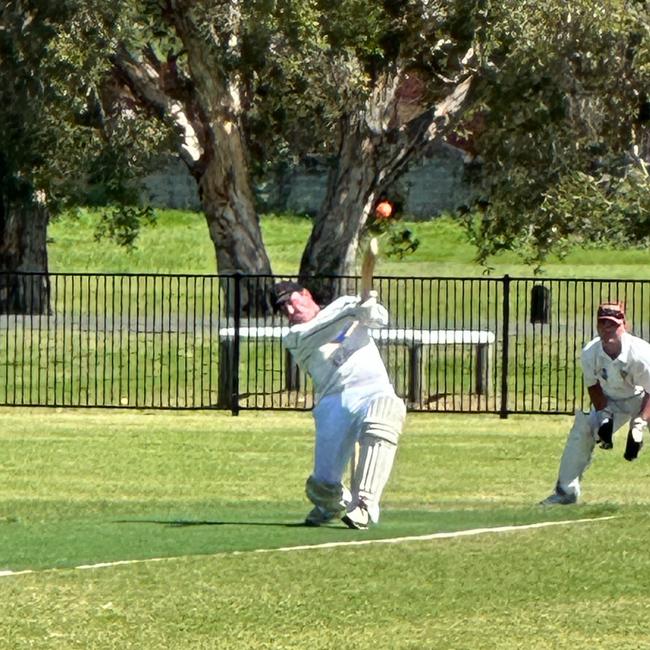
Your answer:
[597,301,625,325]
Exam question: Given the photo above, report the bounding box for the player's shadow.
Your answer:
[115,519,308,528]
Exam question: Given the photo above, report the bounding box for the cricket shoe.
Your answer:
[304,506,340,527]
[538,484,577,506]
[341,503,370,530]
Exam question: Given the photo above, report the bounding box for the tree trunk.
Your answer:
[0,199,50,314]
[111,5,274,317]
[164,4,274,317]
[298,123,385,304]
[300,74,476,305]
[199,141,274,318]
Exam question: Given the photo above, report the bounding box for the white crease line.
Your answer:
[0,515,617,578]
[238,515,618,553]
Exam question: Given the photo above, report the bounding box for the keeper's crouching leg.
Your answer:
[350,395,406,524]
[557,410,597,499]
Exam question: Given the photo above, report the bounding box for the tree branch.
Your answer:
[110,44,205,170]
[110,44,170,120]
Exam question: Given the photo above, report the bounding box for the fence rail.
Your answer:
[1,271,647,415]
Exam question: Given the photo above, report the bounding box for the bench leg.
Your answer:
[475,343,489,395]
[285,349,300,391]
[409,345,422,404]
[218,339,235,408]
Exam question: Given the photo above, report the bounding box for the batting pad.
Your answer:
[305,475,351,514]
[352,395,406,521]
[361,395,406,444]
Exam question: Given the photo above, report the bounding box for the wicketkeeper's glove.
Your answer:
[595,409,614,450]
[624,416,646,462]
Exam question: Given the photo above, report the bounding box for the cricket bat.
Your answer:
[361,237,379,300]
[350,236,379,485]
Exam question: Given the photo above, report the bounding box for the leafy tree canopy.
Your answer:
[3,0,649,271]
[202,0,650,269]
[466,0,650,268]
[0,0,170,245]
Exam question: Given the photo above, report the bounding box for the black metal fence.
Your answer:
[1,271,648,416]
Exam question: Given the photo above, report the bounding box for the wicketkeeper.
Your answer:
[272,281,406,529]
[540,301,650,505]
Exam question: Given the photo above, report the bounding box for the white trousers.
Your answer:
[557,394,644,497]
[311,385,395,486]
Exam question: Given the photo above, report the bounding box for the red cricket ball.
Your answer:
[375,201,393,219]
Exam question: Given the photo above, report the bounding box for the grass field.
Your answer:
[2,409,650,649]
[4,211,647,647]
[48,208,650,278]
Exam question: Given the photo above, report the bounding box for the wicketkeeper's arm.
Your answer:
[625,391,650,461]
[588,383,614,449]
[587,383,608,411]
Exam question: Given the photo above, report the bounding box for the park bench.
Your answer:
[218,325,495,406]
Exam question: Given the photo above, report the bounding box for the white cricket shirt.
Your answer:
[282,295,393,403]
[581,331,650,399]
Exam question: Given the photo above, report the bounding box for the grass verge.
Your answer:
[1,409,649,648]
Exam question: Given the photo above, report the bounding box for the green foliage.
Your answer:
[245,0,481,175]
[0,0,180,262]
[365,206,420,260]
[466,0,650,266]
[5,0,650,267]
[243,1,384,173]
[538,161,650,250]
[0,1,76,207]
[93,204,157,249]
[49,2,177,217]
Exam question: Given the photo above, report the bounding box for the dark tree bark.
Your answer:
[0,197,50,314]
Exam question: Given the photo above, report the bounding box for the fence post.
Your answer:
[500,275,510,419]
[408,344,422,405]
[230,272,242,416]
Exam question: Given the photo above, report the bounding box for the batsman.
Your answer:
[272,237,406,529]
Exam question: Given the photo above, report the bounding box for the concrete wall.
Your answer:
[140,158,201,212]
[140,142,478,219]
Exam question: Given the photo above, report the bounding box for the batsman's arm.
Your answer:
[283,296,365,350]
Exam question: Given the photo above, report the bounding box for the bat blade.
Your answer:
[350,236,379,485]
[361,237,379,300]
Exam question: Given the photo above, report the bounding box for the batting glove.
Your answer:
[595,409,614,450]
[360,290,378,304]
[624,416,646,462]
[356,294,388,328]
